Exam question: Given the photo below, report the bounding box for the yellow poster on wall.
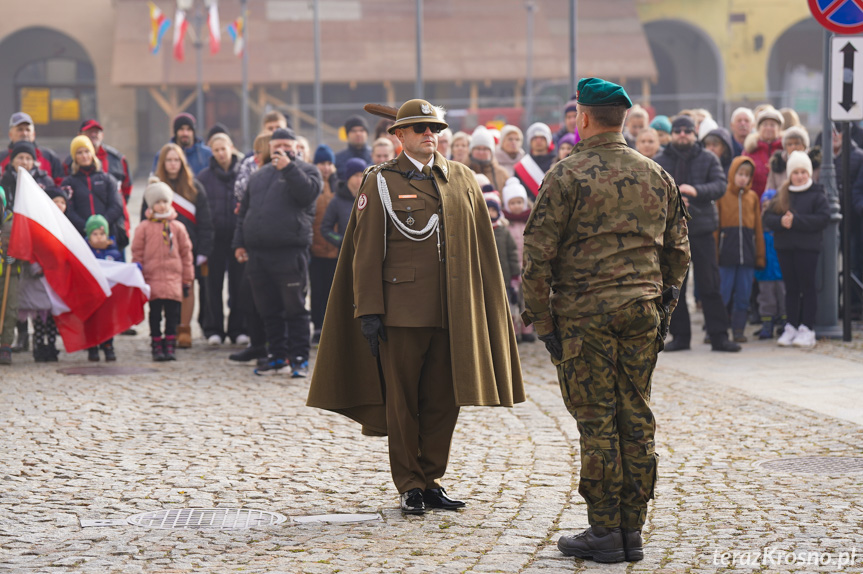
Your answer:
[52,98,81,122]
[20,88,50,124]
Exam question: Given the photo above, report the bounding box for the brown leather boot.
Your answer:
[557,526,625,563]
[177,325,192,348]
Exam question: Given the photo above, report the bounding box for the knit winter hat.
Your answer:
[206,123,229,143]
[474,173,491,188]
[502,177,528,209]
[698,117,719,142]
[452,131,471,148]
[499,124,523,145]
[313,143,335,164]
[271,127,296,141]
[671,116,696,132]
[470,126,496,151]
[756,107,784,129]
[85,214,109,238]
[526,122,552,147]
[9,140,36,164]
[46,185,69,202]
[484,191,501,213]
[564,97,579,115]
[344,115,369,134]
[650,115,672,134]
[144,176,173,207]
[782,126,810,150]
[345,157,368,180]
[70,135,95,160]
[559,132,577,148]
[786,150,813,177]
[173,112,196,135]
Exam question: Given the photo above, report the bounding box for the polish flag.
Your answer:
[8,168,110,322]
[207,2,221,55]
[173,9,188,61]
[50,260,150,353]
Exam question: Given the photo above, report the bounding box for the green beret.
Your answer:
[85,214,109,238]
[576,78,633,109]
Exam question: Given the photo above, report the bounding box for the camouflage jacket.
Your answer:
[521,131,690,335]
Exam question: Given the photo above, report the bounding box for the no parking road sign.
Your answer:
[810,0,863,35]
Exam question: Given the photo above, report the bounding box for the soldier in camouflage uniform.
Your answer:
[522,78,690,563]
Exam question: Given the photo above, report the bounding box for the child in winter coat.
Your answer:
[502,177,535,343]
[754,188,786,339]
[485,191,520,334]
[716,157,765,342]
[132,178,194,361]
[84,214,124,361]
[762,150,831,348]
[321,157,367,249]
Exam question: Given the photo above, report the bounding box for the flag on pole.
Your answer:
[8,168,111,322]
[227,16,244,57]
[149,1,172,54]
[207,1,221,54]
[173,8,189,61]
[50,260,150,353]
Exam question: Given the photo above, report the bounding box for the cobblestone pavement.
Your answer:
[2,326,863,573]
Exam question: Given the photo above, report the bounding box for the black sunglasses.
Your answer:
[411,123,444,134]
[673,128,695,135]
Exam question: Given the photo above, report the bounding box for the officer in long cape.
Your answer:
[308,99,524,515]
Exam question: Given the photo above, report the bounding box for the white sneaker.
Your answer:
[235,334,250,346]
[777,324,797,347]
[792,324,816,348]
[207,334,222,346]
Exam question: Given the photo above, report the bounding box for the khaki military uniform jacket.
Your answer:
[308,151,525,434]
[522,131,690,336]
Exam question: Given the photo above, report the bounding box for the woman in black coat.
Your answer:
[196,134,245,344]
[61,136,124,244]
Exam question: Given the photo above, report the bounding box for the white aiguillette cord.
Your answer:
[376,171,442,261]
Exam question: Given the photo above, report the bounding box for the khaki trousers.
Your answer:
[379,327,460,493]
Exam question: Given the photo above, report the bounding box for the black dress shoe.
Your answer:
[423,487,465,510]
[710,334,741,352]
[400,488,425,515]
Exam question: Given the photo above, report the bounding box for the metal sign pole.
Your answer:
[241,0,250,151]
[569,0,577,96]
[195,1,205,126]
[525,1,535,126]
[416,0,423,99]
[842,122,853,341]
[314,0,323,146]
[816,28,842,338]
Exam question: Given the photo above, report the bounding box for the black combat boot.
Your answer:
[663,337,690,352]
[557,526,625,563]
[622,529,643,561]
[710,333,741,352]
[87,347,100,362]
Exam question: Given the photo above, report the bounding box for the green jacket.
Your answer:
[521,131,690,336]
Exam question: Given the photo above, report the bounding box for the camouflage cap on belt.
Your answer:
[388,99,448,134]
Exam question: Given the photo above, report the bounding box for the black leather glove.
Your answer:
[538,331,562,362]
[182,284,191,298]
[360,314,387,357]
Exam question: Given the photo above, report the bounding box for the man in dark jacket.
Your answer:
[152,113,213,176]
[0,112,64,185]
[232,128,322,377]
[335,115,372,181]
[654,116,741,352]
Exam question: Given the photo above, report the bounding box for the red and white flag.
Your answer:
[8,168,111,322]
[173,8,188,61]
[49,260,150,353]
[513,154,546,198]
[207,1,221,54]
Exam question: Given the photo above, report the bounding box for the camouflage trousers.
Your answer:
[554,300,660,530]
